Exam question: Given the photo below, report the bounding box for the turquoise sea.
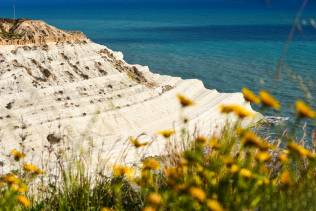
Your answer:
[1,5,316,129]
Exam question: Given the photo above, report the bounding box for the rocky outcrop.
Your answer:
[0,18,87,45]
[0,19,258,174]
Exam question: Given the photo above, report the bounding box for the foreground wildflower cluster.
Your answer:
[103,91,316,211]
[0,149,43,209]
[1,90,316,210]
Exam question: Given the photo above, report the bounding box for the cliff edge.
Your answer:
[0,18,87,45]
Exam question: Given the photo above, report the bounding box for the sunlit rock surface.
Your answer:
[0,19,257,173]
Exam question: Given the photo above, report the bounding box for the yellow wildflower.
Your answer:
[175,183,187,192]
[295,100,316,119]
[220,105,235,114]
[10,183,27,193]
[130,137,148,148]
[257,177,270,186]
[113,165,134,178]
[36,169,44,174]
[101,208,113,211]
[230,164,239,174]
[259,166,269,174]
[308,153,316,159]
[143,158,160,170]
[196,164,204,173]
[263,177,270,185]
[259,91,280,110]
[147,193,162,206]
[255,152,271,162]
[242,131,270,151]
[193,175,203,186]
[17,195,31,208]
[179,158,188,166]
[17,183,28,193]
[287,142,312,158]
[157,130,175,138]
[278,153,289,163]
[2,174,20,185]
[164,167,179,179]
[232,105,253,119]
[280,170,292,186]
[23,163,43,175]
[206,199,224,211]
[177,94,194,107]
[223,156,234,167]
[195,136,208,145]
[143,207,156,211]
[242,88,260,104]
[256,179,265,186]
[240,168,252,179]
[11,183,19,191]
[209,138,221,150]
[189,187,206,202]
[220,104,253,119]
[203,170,216,179]
[10,149,25,161]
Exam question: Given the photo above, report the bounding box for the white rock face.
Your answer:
[0,20,257,173]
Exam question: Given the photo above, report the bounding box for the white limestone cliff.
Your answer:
[0,19,258,174]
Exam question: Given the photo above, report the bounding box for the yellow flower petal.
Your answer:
[242,131,270,151]
[206,199,224,211]
[278,153,289,163]
[101,208,113,211]
[147,193,162,205]
[17,195,31,208]
[220,104,254,119]
[287,142,312,158]
[230,164,239,174]
[130,137,148,148]
[240,168,252,179]
[295,100,316,119]
[2,174,20,185]
[113,165,134,178]
[209,138,221,150]
[259,91,280,110]
[17,183,28,193]
[23,163,43,175]
[242,88,261,104]
[10,149,25,161]
[143,206,156,211]
[280,171,292,186]
[177,94,195,107]
[195,136,208,145]
[255,152,271,162]
[143,158,160,170]
[189,187,206,202]
[157,130,175,138]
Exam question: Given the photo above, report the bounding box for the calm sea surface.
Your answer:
[1,6,316,127]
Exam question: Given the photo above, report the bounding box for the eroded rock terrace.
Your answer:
[0,19,255,173]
